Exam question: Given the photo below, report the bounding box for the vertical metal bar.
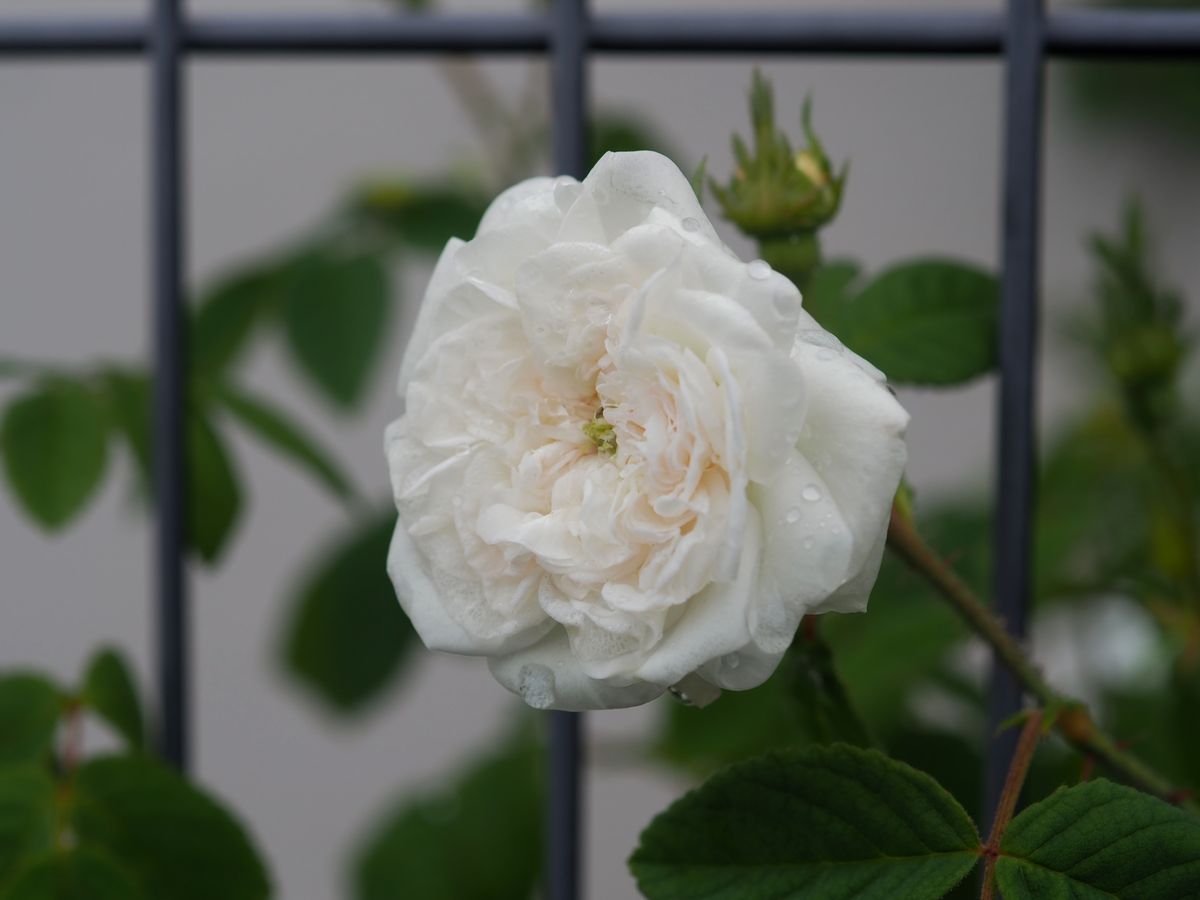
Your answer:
[547,2,587,897]
[986,0,1044,822]
[151,0,189,770]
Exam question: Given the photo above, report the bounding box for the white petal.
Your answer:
[488,629,665,710]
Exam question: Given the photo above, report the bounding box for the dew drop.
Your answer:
[784,507,802,524]
[681,216,701,233]
[803,537,815,550]
[747,259,772,280]
[554,177,581,212]
[800,328,842,351]
[517,664,557,710]
[802,484,822,503]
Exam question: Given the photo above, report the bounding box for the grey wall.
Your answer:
[2,0,1198,897]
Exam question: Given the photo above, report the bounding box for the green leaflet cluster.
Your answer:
[0,652,270,899]
[631,744,1200,900]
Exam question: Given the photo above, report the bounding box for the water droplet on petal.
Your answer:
[802,484,822,503]
[517,664,557,710]
[803,537,815,550]
[681,216,701,233]
[722,653,741,669]
[747,259,772,280]
[784,507,802,524]
[554,177,581,212]
[800,328,842,351]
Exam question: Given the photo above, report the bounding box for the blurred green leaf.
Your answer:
[1,849,142,900]
[214,383,355,506]
[353,726,541,900]
[81,649,144,752]
[188,411,242,564]
[1,379,109,531]
[191,263,288,377]
[70,755,270,900]
[786,627,874,749]
[0,767,55,885]
[98,370,151,496]
[1036,408,1153,599]
[281,509,417,715]
[283,252,389,410]
[0,676,62,767]
[631,744,981,900]
[352,182,487,253]
[589,112,681,169]
[656,674,809,776]
[807,260,999,386]
[996,779,1200,898]
[803,260,861,326]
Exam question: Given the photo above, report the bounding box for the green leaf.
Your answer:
[656,675,810,776]
[353,727,541,900]
[281,510,417,714]
[996,779,1200,899]
[1,379,109,530]
[100,371,243,562]
[1,849,142,900]
[809,259,999,386]
[191,263,287,377]
[802,259,861,330]
[0,676,62,767]
[81,649,144,751]
[353,182,487,252]
[786,628,874,748]
[213,384,354,505]
[0,767,55,885]
[98,370,151,497]
[630,744,981,900]
[70,755,270,900]
[188,411,242,564]
[282,252,389,410]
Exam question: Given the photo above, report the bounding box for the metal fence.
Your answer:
[3,2,1199,898]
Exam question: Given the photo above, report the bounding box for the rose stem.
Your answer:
[979,710,1043,900]
[886,505,1199,814]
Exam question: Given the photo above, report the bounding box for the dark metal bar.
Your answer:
[1047,10,1200,57]
[985,0,1044,825]
[3,11,1200,58]
[547,3,587,896]
[188,13,546,56]
[590,11,1003,55]
[151,0,189,771]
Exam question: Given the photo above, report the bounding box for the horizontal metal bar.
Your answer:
[1047,10,1200,57]
[1,10,1199,58]
[591,12,1003,55]
[188,13,547,55]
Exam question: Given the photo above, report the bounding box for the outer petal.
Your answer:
[749,309,908,650]
[575,151,716,245]
[631,507,763,688]
[488,630,666,710]
[792,308,909,586]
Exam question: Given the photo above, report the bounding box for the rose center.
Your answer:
[581,408,618,456]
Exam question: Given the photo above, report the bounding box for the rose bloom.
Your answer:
[385,151,908,710]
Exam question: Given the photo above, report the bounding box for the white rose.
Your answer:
[385,151,908,711]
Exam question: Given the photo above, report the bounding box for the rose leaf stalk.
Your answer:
[886,505,1199,814]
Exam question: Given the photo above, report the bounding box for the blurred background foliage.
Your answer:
[2,0,1199,896]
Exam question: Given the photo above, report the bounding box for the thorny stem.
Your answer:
[886,506,1200,815]
[980,711,1043,900]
